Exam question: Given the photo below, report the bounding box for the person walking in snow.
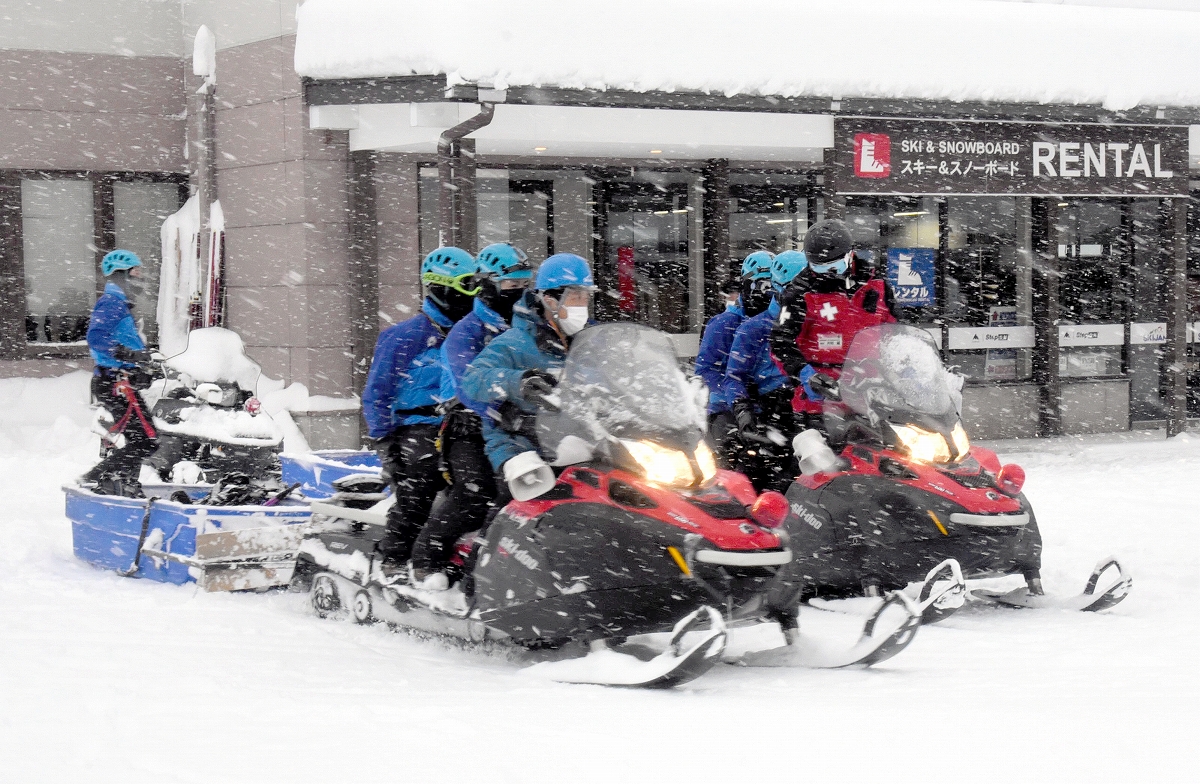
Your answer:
[407,243,533,591]
[81,250,159,498]
[362,247,478,581]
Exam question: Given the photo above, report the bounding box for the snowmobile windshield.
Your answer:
[838,324,962,422]
[537,324,712,481]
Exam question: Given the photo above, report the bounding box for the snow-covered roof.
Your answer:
[294,0,1200,111]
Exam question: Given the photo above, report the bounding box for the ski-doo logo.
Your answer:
[854,133,891,178]
[790,502,823,530]
[498,536,540,571]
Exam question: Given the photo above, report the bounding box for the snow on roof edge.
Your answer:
[295,0,1200,111]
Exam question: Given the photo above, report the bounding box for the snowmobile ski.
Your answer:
[969,557,1132,612]
[808,558,966,625]
[522,606,727,689]
[911,558,967,624]
[734,591,921,669]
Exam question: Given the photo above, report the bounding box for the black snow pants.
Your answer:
[85,369,158,483]
[376,423,446,564]
[410,412,496,572]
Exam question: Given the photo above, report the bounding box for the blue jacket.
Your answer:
[460,294,569,471]
[439,298,510,416]
[87,282,145,370]
[694,300,744,415]
[361,299,455,438]
[725,298,788,406]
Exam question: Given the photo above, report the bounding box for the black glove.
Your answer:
[808,371,840,401]
[113,345,152,365]
[519,370,558,407]
[732,398,758,438]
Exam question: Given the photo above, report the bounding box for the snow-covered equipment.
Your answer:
[145,328,283,482]
[770,323,1131,624]
[290,324,919,687]
[65,483,321,592]
[279,450,383,500]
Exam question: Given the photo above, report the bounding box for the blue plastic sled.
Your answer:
[66,484,314,591]
[279,449,382,499]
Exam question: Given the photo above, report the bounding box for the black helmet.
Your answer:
[803,220,854,266]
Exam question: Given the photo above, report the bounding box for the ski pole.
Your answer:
[263,482,301,507]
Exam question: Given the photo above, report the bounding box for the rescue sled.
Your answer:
[65,483,322,591]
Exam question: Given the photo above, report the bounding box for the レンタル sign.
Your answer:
[833,118,1188,197]
[886,248,936,307]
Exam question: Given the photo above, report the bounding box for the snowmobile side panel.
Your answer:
[777,472,1042,596]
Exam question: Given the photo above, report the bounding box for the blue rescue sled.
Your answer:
[66,483,318,591]
[280,449,382,499]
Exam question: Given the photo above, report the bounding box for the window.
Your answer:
[21,178,94,343]
[0,171,185,356]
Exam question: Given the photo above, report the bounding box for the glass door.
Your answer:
[593,179,693,333]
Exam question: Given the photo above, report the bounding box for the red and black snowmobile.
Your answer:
[769,323,1132,624]
[290,324,919,687]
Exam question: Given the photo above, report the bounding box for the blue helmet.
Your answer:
[771,250,808,291]
[740,251,774,281]
[476,243,532,281]
[101,249,142,277]
[422,246,479,295]
[535,253,594,291]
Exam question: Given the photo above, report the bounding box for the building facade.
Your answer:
[3,1,1200,447]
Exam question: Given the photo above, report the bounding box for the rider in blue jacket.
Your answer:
[81,250,158,497]
[724,250,808,492]
[408,243,532,590]
[362,247,477,578]
[697,251,774,469]
[461,253,594,503]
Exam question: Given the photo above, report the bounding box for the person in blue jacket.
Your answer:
[724,250,808,492]
[408,243,532,590]
[362,246,477,578]
[81,249,157,496]
[460,252,594,504]
[697,251,774,470]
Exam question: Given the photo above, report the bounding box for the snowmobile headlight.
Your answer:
[695,441,718,484]
[950,423,970,459]
[891,424,951,463]
[621,439,696,487]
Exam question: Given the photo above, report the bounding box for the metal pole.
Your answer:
[1166,197,1189,437]
[701,158,730,321]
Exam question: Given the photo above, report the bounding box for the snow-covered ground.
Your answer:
[1,372,1195,782]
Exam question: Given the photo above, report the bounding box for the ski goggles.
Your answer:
[422,271,481,296]
[809,249,875,277]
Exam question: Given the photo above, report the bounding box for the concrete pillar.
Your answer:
[212,34,358,446]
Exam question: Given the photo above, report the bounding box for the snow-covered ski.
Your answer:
[733,592,920,669]
[521,607,727,689]
[969,557,1132,612]
[806,559,966,626]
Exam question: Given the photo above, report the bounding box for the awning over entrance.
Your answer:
[310,102,832,161]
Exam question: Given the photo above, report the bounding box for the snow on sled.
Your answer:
[65,483,323,591]
[280,450,382,500]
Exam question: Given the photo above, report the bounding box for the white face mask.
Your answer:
[558,306,589,335]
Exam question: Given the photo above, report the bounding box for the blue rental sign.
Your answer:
[887,248,936,307]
